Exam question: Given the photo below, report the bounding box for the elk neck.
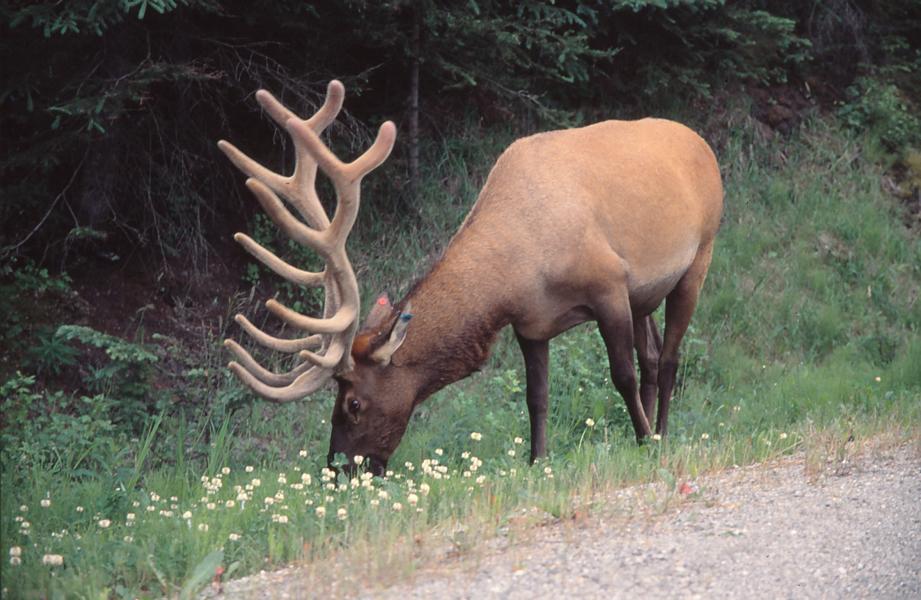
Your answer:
[390,240,512,404]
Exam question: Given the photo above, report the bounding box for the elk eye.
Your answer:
[348,398,361,414]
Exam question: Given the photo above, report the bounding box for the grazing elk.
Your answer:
[220,81,723,475]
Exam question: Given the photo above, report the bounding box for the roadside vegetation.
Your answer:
[2,1,920,598]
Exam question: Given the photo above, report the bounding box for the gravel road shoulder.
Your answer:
[213,436,921,599]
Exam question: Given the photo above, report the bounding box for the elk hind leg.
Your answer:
[516,332,550,462]
[592,281,652,442]
[657,243,714,435]
[633,313,662,425]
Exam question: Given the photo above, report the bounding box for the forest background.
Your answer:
[1,1,920,597]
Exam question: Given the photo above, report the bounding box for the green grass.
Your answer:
[2,114,920,598]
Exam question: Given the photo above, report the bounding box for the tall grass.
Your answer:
[2,115,920,598]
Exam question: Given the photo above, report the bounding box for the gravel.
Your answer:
[211,439,921,599]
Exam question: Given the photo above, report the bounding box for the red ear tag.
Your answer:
[377,296,389,306]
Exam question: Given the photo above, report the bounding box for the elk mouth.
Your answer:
[327,452,388,478]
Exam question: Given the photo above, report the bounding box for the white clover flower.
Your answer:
[338,483,348,492]
[514,437,523,445]
[124,535,133,543]
[146,505,155,512]
[325,483,336,491]
[470,432,482,441]
[585,418,595,428]
[370,499,380,506]
[652,434,662,441]
[251,478,261,487]
[476,475,486,485]
[463,470,472,478]
[378,490,390,500]
[779,432,788,440]
[407,493,419,506]
[277,515,288,524]
[507,449,516,457]
[150,493,160,502]
[544,466,553,475]
[42,554,64,566]
[237,491,248,502]
[225,500,235,508]
[40,498,51,508]
[245,465,254,473]
[298,449,308,457]
[874,376,881,382]
[700,433,710,441]
[277,475,287,485]
[126,513,136,521]
[315,506,326,518]
[229,533,241,541]
[461,451,470,459]
[434,448,443,456]
[354,455,364,465]
[19,505,27,512]
[419,483,430,496]
[337,507,348,521]
[264,497,274,505]
[392,502,403,512]
[9,546,22,557]
[301,473,312,484]
[206,502,216,510]
[198,523,209,532]
[350,478,360,489]
[98,519,111,529]
[182,510,193,519]
[221,467,230,475]
[10,556,21,566]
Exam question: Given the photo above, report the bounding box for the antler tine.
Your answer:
[234,314,323,353]
[233,233,325,287]
[228,359,333,402]
[224,339,314,387]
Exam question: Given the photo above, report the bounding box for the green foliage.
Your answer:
[0,373,122,474]
[0,260,75,377]
[839,77,921,151]
[55,325,160,431]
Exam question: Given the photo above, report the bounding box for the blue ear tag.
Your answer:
[400,312,413,322]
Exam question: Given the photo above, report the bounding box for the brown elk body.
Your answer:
[220,81,723,475]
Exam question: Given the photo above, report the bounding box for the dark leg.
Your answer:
[633,314,662,425]
[516,332,550,462]
[657,243,714,436]
[593,285,652,442]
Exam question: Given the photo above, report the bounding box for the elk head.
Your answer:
[218,81,406,475]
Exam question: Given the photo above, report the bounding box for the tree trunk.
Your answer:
[409,2,421,198]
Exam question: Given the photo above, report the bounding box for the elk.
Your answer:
[219,80,723,475]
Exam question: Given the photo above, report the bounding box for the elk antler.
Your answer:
[218,80,396,401]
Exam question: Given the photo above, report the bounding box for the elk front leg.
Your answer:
[516,332,549,462]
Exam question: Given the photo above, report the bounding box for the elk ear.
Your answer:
[363,293,394,330]
[369,303,412,366]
